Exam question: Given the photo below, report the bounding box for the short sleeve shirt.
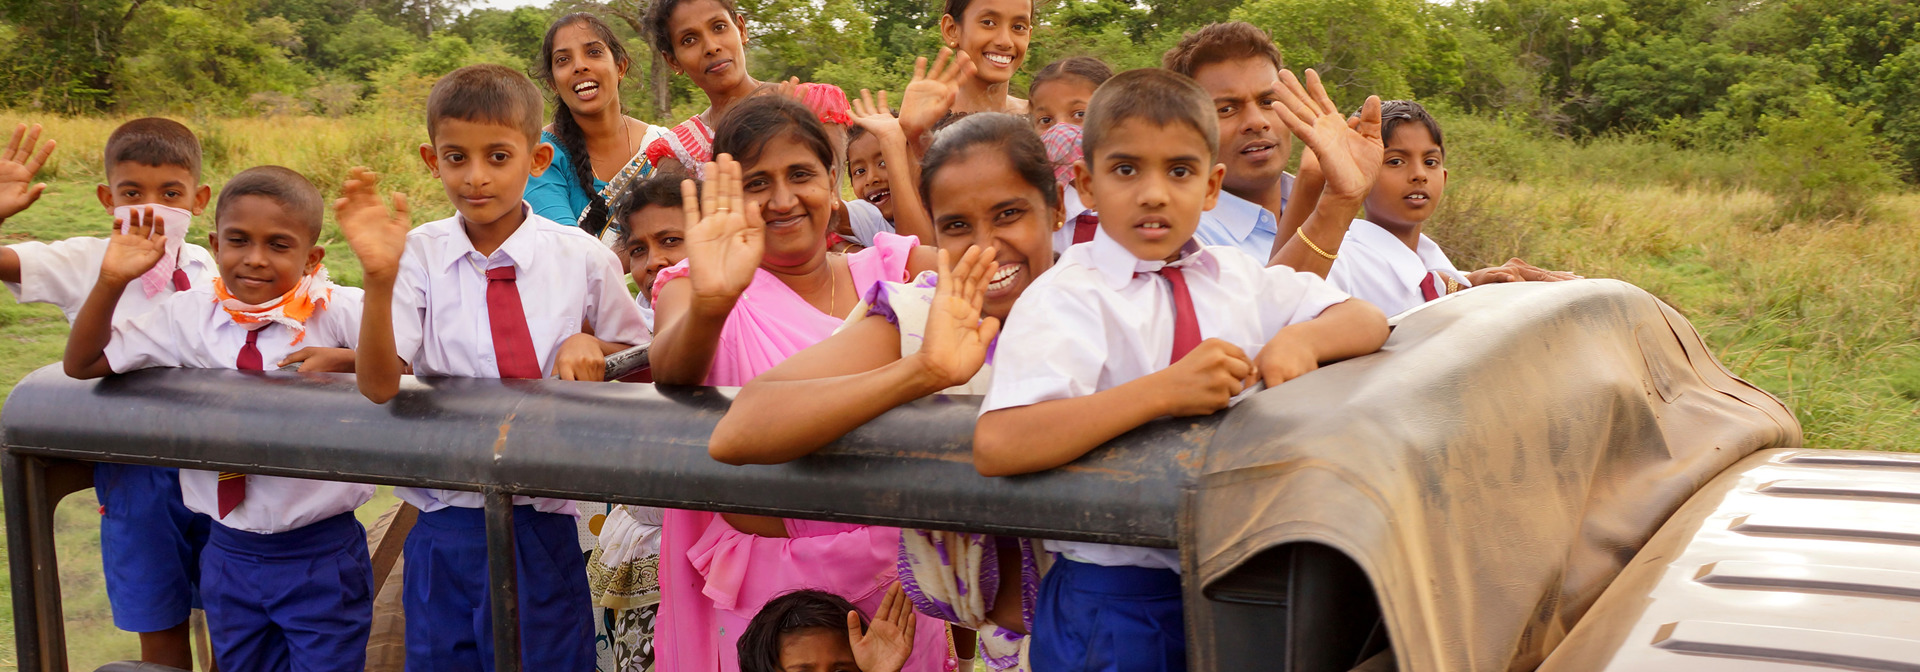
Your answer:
[1326,219,1470,317]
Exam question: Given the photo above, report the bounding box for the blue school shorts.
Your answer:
[201,512,372,672]
[95,462,211,633]
[402,505,595,672]
[1030,558,1188,672]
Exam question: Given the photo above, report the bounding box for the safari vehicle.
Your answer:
[5,280,1900,672]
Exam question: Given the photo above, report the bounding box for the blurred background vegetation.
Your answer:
[0,0,1917,666]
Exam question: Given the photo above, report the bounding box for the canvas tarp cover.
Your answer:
[1186,279,1800,671]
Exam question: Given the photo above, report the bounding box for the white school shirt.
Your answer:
[981,228,1350,572]
[1326,219,1471,318]
[1195,175,1292,263]
[4,236,217,323]
[845,198,895,248]
[1048,184,1099,254]
[104,286,376,534]
[390,205,651,515]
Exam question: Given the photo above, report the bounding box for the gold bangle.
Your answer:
[1296,228,1337,260]
[1444,276,1462,294]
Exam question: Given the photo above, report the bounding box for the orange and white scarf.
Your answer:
[210,264,336,345]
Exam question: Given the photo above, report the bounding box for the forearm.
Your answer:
[973,380,1170,477]
[1280,299,1388,363]
[1272,172,1325,256]
[1269,196,1362,277]
[0,246,19,285]
[648,303,732,385]
[355,279,405,404]
[63,279,126,378]
[712,354,948,465]
[880,141,932,243]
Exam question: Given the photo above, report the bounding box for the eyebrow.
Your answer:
[1103,152,1205,164]
[116,180,185,189]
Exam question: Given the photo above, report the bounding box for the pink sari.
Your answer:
[652,233,953,672]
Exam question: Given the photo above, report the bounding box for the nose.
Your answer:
[1136,175,1170,210]
[764,180,800,216]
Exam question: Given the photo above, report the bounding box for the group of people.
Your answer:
[0,1,1578,670]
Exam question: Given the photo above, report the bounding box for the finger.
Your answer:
[1359,96,1383,140]
[847,609,865,641]
[26,138,56,175]
[1305,69,1339,118]
[4,124,24,161]
[912,55,930,82]
[681,179,701,228]
[13,124,40,164]
[936,246,954,281]
[955,50,977,81]
[878,90,891,113]
[700,160,721,218]
[278,347,315,368]
[112,216,127,237]
[25,183,45,205]
[930,49,950,80]
[977,315,1002,343]
[391,192,411,224]
[146,206,165,241]
[900,602,916,640]
[1268,71,1321,135]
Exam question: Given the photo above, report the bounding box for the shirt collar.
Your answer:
[1088,227,1217,290]
[1062,184,1091,219]
[441,202,541,273]
[1351,219,1438,289]
[1203,190,1277,243]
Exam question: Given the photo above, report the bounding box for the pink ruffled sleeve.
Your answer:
[846,231,919,297]
[652,258,691,304]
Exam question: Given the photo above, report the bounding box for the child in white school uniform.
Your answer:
[338,64,650,672]
[1326,101,1577,315]
[971,69,1390,672]
[1,118,221,668]
[64,165,375,671]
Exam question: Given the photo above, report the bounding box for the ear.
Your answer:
[191,184,212,216]
[96,183,112,211]
[306,243,326,273]
[663,50,683,75]
[735,13,750,45]
[419,143,440,177]
[206,230,220,255]
[1071,159,1096,211]
[531,141,556,177]
[1202,163,1226,212]
[940,14,960,48]
[1051,182,1067,227]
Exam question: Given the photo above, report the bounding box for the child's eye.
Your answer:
[1014,21,1029,32]
[1170,166,1193,178]
[491,152,510,162]
[1426,158,1441,167]
[1072,109,1086,121]
[1113,164,1137,177]
[996,207,1023,222]
[981,19,994,27]
[1038,115,1053,125]
[876,158,886,170]
[446,152,465,163]
[852,167,865,177]
[1386,158,1403,166]
[165,190,182,199]
[122,190,139,198]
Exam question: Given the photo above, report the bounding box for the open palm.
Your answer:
[102,207,169,285]
[0,123,56,221]
[898,48,975,141]
[848,583,917,672]
[1270,69,1383,204]
[682,154,764,310]
[333,167,412,282]
[917,246,1001,389]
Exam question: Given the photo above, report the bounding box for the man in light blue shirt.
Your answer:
[1196,172,1291,260]
[1168,22,1300,264]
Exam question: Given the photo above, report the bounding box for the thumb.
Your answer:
[25,182,45,203]
[977,316,1002,344]
[391,192,412,223]
[278,347,316,368]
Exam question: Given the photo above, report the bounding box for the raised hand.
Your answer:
[848,583,917,672]
[916,246,1001,389]
[898,48,975,142]
[101,206,169,286]
[852,89,907,145]
[1269,69,1383,204]
[682,154,765,316]
[334,167,412,285]
[0,123,56,222]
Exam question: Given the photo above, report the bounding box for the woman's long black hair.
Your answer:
[533,12,632,236]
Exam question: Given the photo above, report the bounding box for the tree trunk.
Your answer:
[651,50,672,120]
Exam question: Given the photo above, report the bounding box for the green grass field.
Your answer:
[0,111,1914,667]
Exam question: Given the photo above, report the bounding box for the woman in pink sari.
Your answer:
[647,95,949,671]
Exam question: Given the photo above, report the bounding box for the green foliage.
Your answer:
[115,3,313,115]
[1233,0,1455,107]
[324,11,419,80]
[1750,91,1902,222]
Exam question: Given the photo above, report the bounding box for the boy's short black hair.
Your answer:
[104,118,202,180]
[214,166,324,243]
[1377,100,1445,155]
[1162,22,1284,78]
[425,64,545,146]
[737,590,863,672]
[1029,56,1114,98]
[1082,69,1219,163]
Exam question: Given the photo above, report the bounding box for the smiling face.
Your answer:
[1030,77,1096,134]
[1364,122,1446,233]
[928,147,1058,320]
[942,0,1031,86]
[208,195,323,305]
[1077,118,1224,263]
[422,118,551,230]
[846,132,894,220]
[549,21,627,117]
[776,628,860,672]
[665,0,750,95]
[1189,56,1292,198]
[97,161,211,217]
[741,133,835,268]
[623,204,688,302]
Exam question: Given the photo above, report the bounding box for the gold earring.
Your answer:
[1053,221,1064,231]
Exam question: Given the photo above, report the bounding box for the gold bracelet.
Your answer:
[1296,228,1337,260]
[1444,275,1462,294]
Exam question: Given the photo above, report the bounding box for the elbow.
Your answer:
[707,425,754,466]
[970,429,1025,478]
[63,360,99,380]
[358,379,398,405]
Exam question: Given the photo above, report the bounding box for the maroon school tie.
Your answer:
[1072,212,1100,245]
[1159,267,1201,363]
[219,329,263,518]
[1420,272,1442,302]
[171,268,191,292]
[485,266,544,379]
